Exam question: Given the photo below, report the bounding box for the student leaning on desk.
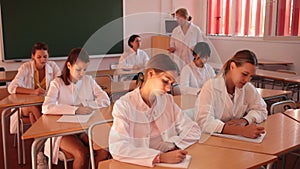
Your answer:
[194,50,267,139]
[7,42,61,131]
[109,54,201,167]
[42,48,110,169]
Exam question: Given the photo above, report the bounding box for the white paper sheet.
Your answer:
[212,132,266,143]
[57,111,96,123]
[156,155,192,168]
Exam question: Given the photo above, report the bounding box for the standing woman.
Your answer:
[180,42,216,95]
[109,54,201,167]
[8,42,61,128]
[42,48,110,168]
[168,8,203,70]
[194,50,267,138]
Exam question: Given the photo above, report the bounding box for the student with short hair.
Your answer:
[168,8,203,70]
[110,54,201,167]
[118,34,149,70]
[42,48,110,168]
[194,50,267,138]
[180,42,215,95]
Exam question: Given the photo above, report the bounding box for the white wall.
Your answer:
[1,0,300,74]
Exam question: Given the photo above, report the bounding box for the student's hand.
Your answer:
[160,150,188,164]
[168,47,176,53]
[241,124,265,139]
[75,106,93,115]
[33,88,46,96]
[226,118,248,126]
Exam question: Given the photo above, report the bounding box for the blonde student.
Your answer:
[8,42,61,128]
[109,54,201,167]
[194,50,267,139]
[180,42,216,95]
[42,48,110,168]
[168,8,203,70]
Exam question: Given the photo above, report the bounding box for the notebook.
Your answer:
[212,132,266,143]
[156,155,192,168]
[57,111,96,123]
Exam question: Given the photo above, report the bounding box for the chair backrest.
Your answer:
[171,83,181,96]
[0,67,6,86]
[88,119,113,169]
[270,100,296,115]
[95,74,112,96]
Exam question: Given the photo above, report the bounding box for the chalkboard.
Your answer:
[0,0,123,61]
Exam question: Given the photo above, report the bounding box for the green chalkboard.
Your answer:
[0,0,123,61]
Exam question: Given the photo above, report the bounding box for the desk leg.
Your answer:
[1,107,17,169]
[31,138,47,169]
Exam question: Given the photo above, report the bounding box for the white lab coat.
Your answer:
[118,48,149,70]
[109,88,201,167]
[180,62,216,95]
[8,60,61,134]
[42,75,110,164]
[194,76,267,134]
[170,23,203,70]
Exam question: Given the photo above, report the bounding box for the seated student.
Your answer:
[118,34,149,70]
[180,42,216,95]
[194,50,267,139]
[109,54,201,167]
[42,48,110,168]
[8,42,61,125]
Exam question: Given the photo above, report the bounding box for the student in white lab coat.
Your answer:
[180,42,216,95]
[8,42,61,128]
[194,50,267,139]
[42,48,110,168]
[168,8,203,70]
[118,34,149,70]
[109,54,201,167]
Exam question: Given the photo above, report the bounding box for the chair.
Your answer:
[0,67,6,86]
[269,100,296,115]
[171,83,181,96]
[88,119,113,169]
[58,150,74,169]
[95,74,112,97]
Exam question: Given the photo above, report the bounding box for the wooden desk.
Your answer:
[0,70,17,83]
[98,144,276,169]
[255,69,296,81]
[258,59,293,66]
[203,113,300,156]
[256,88,292,101]
[283,109,300,123]
[22,105,113,169]
[0,94,44,169]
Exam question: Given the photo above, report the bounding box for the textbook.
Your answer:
[57,111,96,123]
[156,155,192,168]
[212,132,266,143]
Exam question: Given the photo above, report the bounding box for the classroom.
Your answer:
[1,0,300,169]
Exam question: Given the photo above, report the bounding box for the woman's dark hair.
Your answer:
[128,34,140,48]
[222,50,258,75]
[192,42,211,58]
[32,42,49,55]
[176,8,192,21]
[60,48,90,85]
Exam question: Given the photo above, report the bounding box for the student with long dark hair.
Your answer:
[42,48,110,169]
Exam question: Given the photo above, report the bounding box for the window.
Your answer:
[208,0,266,37]
[267,0,300,36]
[207,0,300,37]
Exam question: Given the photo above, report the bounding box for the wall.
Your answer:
[1,0,300,74]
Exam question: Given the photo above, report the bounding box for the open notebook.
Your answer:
[57,111,96,123]
[156,155,192,168]
[212,132,266,143]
